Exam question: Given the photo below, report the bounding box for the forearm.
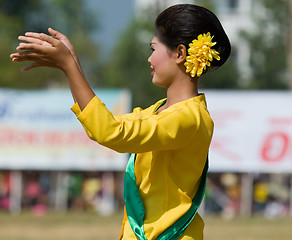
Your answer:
[63,57,95,110]
[70,50,84,75]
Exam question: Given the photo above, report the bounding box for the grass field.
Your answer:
[0,211,291,240]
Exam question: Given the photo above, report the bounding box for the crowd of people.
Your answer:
[0,170,290,218]
[205,173,291,219]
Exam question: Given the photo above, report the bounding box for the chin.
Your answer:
[152,81,165,88]
[152,78,168,88]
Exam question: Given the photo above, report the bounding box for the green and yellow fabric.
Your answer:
[124,153,208,240]
[71,94,214,240]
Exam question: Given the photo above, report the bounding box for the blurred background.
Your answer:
[0,0,292,239]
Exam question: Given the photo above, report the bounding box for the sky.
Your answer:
[86,0,135,57]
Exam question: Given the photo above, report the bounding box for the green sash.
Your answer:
[124,153,208,240]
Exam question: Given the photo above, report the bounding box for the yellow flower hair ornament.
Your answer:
[184,32,220,78]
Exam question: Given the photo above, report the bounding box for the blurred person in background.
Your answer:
[0,172,10,210]
[10,4,230,240]
[253,180,269,213]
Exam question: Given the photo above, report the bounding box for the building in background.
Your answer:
[213,0,254,82]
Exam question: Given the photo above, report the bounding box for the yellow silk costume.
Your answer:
[71,93,214,240]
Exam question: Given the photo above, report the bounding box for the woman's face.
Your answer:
[148,36,178,88]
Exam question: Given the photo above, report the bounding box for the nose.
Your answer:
[148,54,151,64]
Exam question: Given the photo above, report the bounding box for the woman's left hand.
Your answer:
[10,28,75,72]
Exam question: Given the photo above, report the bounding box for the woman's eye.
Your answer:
[150,47,155,52]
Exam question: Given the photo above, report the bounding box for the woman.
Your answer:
[11,4,231,239]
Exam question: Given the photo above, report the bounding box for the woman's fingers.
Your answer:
[48,28,66,40]
[11,50,42,62]
[19,35,42,44]
[48,28,75,52]
[24,31,58,47]
[24,32,55,46]
[25,32,42,39]
[17,29,68,52]
[16,42,43,52]
[39,32,59,46]
[25,28,68,43]
[10,50,32,60]
[11,50,55,70]
[18,35,52,47]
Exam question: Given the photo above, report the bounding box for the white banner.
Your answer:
[0,89,131,171]
[1,89,291,173]
[207,91,292,173]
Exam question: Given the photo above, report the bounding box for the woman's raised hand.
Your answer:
[10,28,77,72]
[11,28,95,109]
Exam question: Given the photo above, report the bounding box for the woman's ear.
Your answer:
[176,44,187,64]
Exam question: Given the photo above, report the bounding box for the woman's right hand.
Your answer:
[10,28,80,73]
[10,27,95,110]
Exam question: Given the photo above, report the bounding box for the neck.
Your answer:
[164,76,199,108]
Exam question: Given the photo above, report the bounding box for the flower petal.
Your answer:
[185,32,220,77]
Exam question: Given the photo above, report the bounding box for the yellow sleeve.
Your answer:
[72,96,200,153]
[71,101,94,139]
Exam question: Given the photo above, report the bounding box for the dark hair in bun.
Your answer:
[155,4,231,72]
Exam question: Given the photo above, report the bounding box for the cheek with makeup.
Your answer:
[148,38,178,88]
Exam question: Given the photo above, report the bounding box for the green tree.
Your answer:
[103,11,165,109]
[198,0,240,89]
[0,0,100,89]
[241,0,289,89]
[200,59,240,89]
[103,2,240,108]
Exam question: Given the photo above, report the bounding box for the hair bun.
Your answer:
[155,4,231,74]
